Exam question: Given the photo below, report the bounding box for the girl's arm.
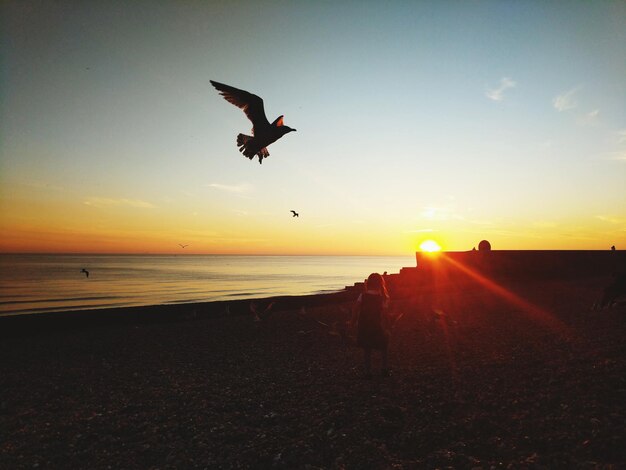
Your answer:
[349,293,362,326]
[382,297,398,331]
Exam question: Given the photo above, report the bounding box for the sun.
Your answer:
[419,239,442,253]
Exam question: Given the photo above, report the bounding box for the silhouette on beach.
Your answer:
[80,269,89,278]
[594,271,626,309]
[210,80,296,164]
[290,210,299,217]
[352,273,392,378]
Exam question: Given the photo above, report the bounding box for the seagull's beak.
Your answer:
[292,129,297,132]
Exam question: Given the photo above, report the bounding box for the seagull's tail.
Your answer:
[237,134,270,164]
[236,134,255,159]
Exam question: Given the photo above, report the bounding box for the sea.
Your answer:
[0,254,416,316]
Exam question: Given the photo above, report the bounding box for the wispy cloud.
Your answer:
[485,77,516,101]
[596,215,625,225]
[207,183,253,193]
[420,206,461,221]
[578,109,600,126]
[552,86,580,111]
[421,207,438,219]
[22,181,65,192]
[532,221,558,228]
[404,228,435,234]
[602,150,626,161]
[84,197,156,209]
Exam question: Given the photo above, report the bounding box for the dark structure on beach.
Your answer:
[347,249,626,298]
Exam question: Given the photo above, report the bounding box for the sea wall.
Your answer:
[415,250,625,279]
[344,250,625,298]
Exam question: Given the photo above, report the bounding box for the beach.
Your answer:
[1,273,625,468]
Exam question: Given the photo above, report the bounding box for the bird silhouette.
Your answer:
[250,301,276,322]
[178,244,189,249]
[290,210,299,217]
[81,268,89,278]
[210,80,296,164]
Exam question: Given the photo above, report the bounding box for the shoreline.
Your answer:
[0,289,360,337]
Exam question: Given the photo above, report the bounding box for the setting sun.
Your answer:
[419,240,442,252]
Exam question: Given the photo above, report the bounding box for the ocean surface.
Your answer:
[0,254,415,316]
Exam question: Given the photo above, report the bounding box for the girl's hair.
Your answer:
[365,272,389,300]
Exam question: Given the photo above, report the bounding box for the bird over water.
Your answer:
[210,80,296,164]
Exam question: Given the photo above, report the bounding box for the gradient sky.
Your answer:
[1,1,625,255]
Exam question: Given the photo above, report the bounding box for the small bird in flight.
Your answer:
[179,244,189,249]
[250,301,275,322]
[290,210,299,217]
[210,80,296,164]
[81,268,89,278]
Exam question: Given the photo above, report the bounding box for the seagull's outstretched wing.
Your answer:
[210,80,269,131]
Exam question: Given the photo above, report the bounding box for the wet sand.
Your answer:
[1,276,625,468]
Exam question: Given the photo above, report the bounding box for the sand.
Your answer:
[1,276,625,468]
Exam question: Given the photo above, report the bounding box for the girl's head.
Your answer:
[365,272,389,299]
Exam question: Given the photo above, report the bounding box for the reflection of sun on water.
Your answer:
[419,240,442,253]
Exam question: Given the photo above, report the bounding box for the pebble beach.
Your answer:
[1,275,625,468]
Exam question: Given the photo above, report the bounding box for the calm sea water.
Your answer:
[0,254,415,316]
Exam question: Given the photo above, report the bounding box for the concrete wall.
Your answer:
[414,250,625,279]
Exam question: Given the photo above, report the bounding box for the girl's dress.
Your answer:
[357,292,389,350]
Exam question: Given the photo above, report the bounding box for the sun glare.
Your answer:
[419,240,442,253]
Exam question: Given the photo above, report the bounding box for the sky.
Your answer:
[1,1,625,255]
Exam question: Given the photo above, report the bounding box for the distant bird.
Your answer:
[250,301,275,322]
[290,210,299,217]
[81,268,89,278]
[210,80,296,164]
[179,244,189,249]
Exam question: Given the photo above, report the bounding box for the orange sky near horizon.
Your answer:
[1,178,623,255]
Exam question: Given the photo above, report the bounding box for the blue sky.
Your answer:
[1,1,625,254]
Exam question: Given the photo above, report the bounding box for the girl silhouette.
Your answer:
[352,272,391,378]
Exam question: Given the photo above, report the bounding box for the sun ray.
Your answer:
[438,254,573,339]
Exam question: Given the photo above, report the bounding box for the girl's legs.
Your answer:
[364,348,372,376]
[381,346,391,376]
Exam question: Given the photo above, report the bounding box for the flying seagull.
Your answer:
[290,210,299,217]
[210,80,296,164]
[81,268,89,278]
[250,301,276,322]
[178,244,189,249]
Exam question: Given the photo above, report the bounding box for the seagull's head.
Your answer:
[273,115,296,134]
